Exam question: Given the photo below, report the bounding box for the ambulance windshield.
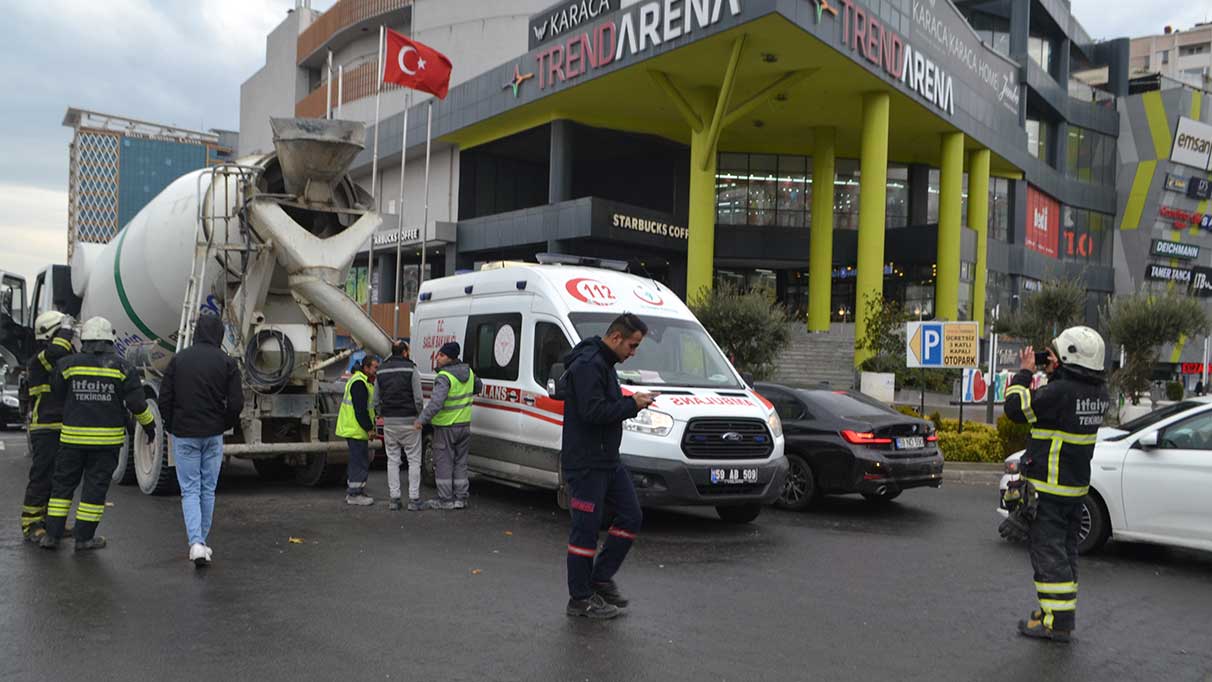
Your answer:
[569,313,741,389]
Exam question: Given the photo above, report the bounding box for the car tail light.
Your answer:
[926,434,939,442]
[841,429,893,445]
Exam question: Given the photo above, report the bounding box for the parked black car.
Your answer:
[1,388,21,429]
[754,383,943,510]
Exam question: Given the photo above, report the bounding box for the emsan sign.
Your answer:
[535,0,741,90]
[835,0,954,116]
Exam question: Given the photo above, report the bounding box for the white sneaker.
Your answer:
[189,543,210,567]
[203,545,214,562]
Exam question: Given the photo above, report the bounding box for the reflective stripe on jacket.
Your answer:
[1003,367,1109,497]
[335,372,376,440]
[431,369,476,426]
[53,343,152,447]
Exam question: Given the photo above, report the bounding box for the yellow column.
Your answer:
[686,89,719,303]
[808,126,836,332]
[935,131,965,321]
[854,92,890,368]
[968,148,991,333]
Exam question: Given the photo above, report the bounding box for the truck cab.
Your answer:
[413,256,788,523]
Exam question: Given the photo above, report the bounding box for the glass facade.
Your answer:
[1028,35,1053,75]
[926,172,1010,241]
[716,154,910,230]
[1026,118,1049,162]
[1065,126,1115,187]
[1061,207,1113,265]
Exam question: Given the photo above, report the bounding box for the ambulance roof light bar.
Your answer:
[534,252,630,272]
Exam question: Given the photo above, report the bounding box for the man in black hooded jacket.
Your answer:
[560,313,655,620]
[159,314,243,566]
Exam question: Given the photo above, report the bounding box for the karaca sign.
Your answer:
[529,0,616,49]
[534,0,742,90]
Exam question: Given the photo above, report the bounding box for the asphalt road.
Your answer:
[2,430,1210,682]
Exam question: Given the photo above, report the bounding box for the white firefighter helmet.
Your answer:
[1053,325,1105,372]
[80,316,117,342]
[34,311,67,341]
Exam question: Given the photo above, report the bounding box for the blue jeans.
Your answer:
[174,435,224,546]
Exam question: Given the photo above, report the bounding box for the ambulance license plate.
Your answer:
[710,468,758,485]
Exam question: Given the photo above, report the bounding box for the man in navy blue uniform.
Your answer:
[560,313,655,620]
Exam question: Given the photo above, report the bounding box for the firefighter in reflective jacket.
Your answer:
[1004,325,1109,643]
[19,311,76,541]
[40,317,156,551]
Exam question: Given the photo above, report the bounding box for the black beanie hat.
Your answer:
[439,341,461,360]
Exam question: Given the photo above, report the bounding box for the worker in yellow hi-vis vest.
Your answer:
[414,342,482,510]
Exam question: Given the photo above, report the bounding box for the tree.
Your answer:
[994,278,1086,347]
[1105,292,1209,404]
[690,282,790,381]
[856,292,907,375]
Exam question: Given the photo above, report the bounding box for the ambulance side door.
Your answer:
[462,311,527,479]
[512,312,572,487]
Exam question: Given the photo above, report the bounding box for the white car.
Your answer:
[998,398,1212,554]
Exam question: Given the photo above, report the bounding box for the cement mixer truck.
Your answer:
[6,118,393,494]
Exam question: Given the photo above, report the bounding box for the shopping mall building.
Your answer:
[241,0,1142,365]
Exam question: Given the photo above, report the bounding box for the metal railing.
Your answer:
[297,0,411,65]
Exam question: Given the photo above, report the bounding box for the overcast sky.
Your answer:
[0,0,1208,290]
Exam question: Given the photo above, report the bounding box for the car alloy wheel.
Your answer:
[776,453,816,511]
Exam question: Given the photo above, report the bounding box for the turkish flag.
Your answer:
[383,29,452,100]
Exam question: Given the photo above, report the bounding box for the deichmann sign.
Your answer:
[534,0,742,90]
[529,0,616,49]
[906,320,979,368]
[1171,116,1212,171]
[1145,263,1193,283]
[1151,239,1200,260]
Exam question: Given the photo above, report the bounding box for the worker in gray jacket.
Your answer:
[374,339,425,511]
[414,342,482,509]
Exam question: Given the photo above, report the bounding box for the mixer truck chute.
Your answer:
[22,118,395,494]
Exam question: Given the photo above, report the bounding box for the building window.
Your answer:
[1028,36,1054,75]
[465,313,521,381]
[345,265,368,305]
[1061,207,1114,266]
[1161,49,1170,65]
[776,155,809,227]
[1026,118,1050,163]
[990,178,1010,242]
[926,170,971,226]
[1065,126,1115,186]
[1178,43,1209,56]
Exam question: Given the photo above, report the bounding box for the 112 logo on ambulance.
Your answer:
[566,278,617,306]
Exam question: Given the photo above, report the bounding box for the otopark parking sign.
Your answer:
[906,321,980,368]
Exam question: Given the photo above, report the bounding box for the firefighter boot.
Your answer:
[75,537,108,551]
[1018,614,1071,643]
[566,593,620,620]
[592,580,629,608]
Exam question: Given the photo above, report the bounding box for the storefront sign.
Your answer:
[534,0,742,90]
[1159,205,1210,230]
[1188,176,1212,201]
[1181,363,1206,375]
[903,0,1019,116]
[1145,263,1192,283]
[372,227,422,247]
[611,212,688,239]
[1191,266,1212,297]
[1171,116,1212,171]
[1151,239,1200,260]
[1024,186,1059,258]
[529,0,615,49]
[1164,173,1189,193]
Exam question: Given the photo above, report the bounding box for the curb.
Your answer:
[942,466,1003,485]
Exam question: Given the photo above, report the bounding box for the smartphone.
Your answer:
[1034,350,1050,369]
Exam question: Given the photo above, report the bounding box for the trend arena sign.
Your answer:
[534,0,742,90]
[828,0,1020,118]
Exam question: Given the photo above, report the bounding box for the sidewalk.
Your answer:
[942,462,1002,485]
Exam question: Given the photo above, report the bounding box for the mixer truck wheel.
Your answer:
[294,451,345,487]
[112,435,138,485]
[253,456,292,481]
[133,401,177,496]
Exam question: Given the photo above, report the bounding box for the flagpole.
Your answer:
[336,64,344,118]
[393,91,411,337]
[420,101,432,292]
[325,50,333,120]
[367,26,384,313]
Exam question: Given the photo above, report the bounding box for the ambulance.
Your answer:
[412,255,788,523]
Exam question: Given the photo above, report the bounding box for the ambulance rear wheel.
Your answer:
[421,434,436,489]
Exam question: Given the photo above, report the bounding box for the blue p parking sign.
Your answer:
[920,323,943,365]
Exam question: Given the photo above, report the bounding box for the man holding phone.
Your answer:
[559,313,654,620]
